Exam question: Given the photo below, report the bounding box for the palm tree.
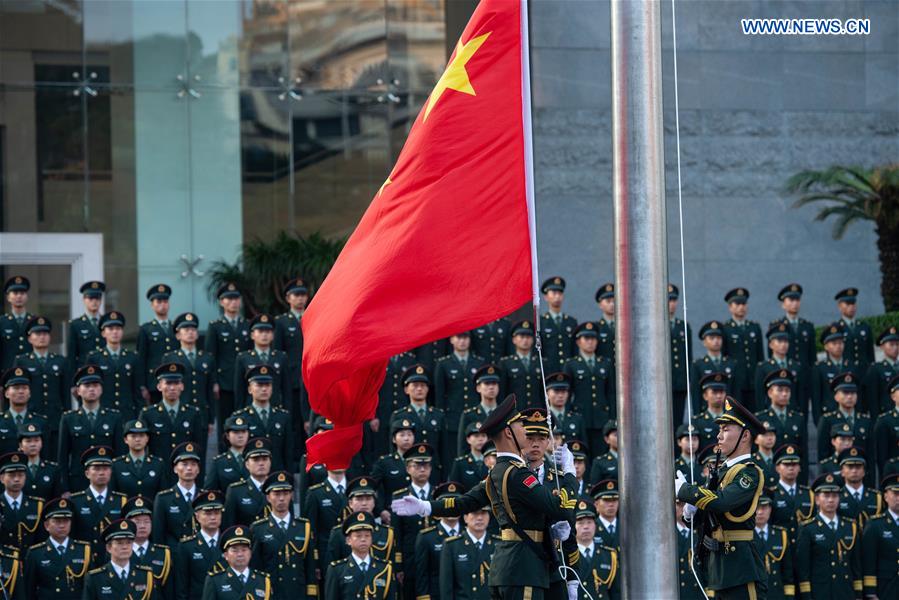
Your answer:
[787,164,899,312]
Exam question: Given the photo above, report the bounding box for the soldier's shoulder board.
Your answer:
[251,517,268,527]
[419,525,436,534]
[329,558,346,567]
[179,534,195,543]
[158,486,178,496]
[443,535,461,543]
[28,541,45,551]
[69,490,88,499]
[799,517,816,527]
[391,488,408,497]
[227,479,247,490]
[153,543,171,551]
[88,566,106,576]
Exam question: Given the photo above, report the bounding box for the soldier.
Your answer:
[0,276,32,372]
[175,490,226,600]
[693,373,730,450]
[375,352,418,459]
[756,368,809,485]
[589,421,619,484]
[568,440,590,498]
[152,442,203,547]
[564,322,615,454]
[811,324,864,423]
[250,471,316,599]
[864,326,899,417]
[325,475,398,568]
[836,447,882,527]
[23,497,92,600]
[20,423,61,499]
[753,495,795,600]
[205,282,251,449]
[205,415,250,492]
[202,525,271,600]
[232,314,290,412]
[371,417,414,521]
[68,446,127,557]
[835,288,875,370]
[125,496,174,600]
[13,317,67,451]
[449,422,489,491]
[434,332,484,467]
[817,373,874,466]
[66,281,105,370]
[324,511,395,600]
[82,518,155,600]
[795,473,862,599]
[754,322,808,417]
[87,311,142,420]
[770,283,816,369]
[539,276,577,374]
[594,283,616,362]
[110,419,166,499]
[457,364,502,454]
[138,363,205,474]
[0,451,42,551]
[818,423,856,477]
[690,321,741,408]
[770,444,815,545]
[674,424,701,484]
[874,374,899,477]
[58,365,125,491]
[415,482,465,600]
[230,365,293,472]
[753,420,778,491]
[674,498,703,600]
[590,480,620,551]
[273,278,309,441]
[389,442,435,598]
[545,372,587,446]
[389,365,447,479]
[438,503,495,600]
[669,283,693,425]
[470,317,513,365]
[162,312,216,429]
[499,320,545,410]
[721,288,764,412]
[0,367,49,457]
[861,472,899,600]
[573,499,620,600]
[137,284,176,405]
[223,438,272,529]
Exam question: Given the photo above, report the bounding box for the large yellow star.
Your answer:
[423,31,491,121]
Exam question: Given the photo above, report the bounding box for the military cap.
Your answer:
[173,312,199,330]
[193,489,225,511]
[573,321,598,339]
[249,314,273,330]
[473,364,501,385]
[81,445,113,467]
[480,394,518,437]
[464,421,483,437]
[402,364,430,386]
[830,422,855,439]
[698,444,719,466]
[545,372,571,392]
[830,372,857,393]
[698,320,725,339]
[2,367,30,388]
[889,373,899,394]
[773,443,801,465]
[834,288,858,303]
[43,497,73,520]
[343,511,375,535]
[216,282,241,299]
[811,473,842,493]
[3,276,29,293]
[245,364,273,384]
[724,287,749,303]
[79,281,106,298]
[283,278,309,296]
[541,276,566,294]
[575,498,597,520]
[668,283,679,300]
[699,372,729,391]
[516,408,550,436]
[123,419,149,435]
[877,326,899,345]
[595,283,615,302]
[74,364,103,386]
[0,452,27,473]
[346,476,377,498]
[146,283,172,301]
[171,441,201,465]
[759,420,776,434]
[511,320,535,337]
[602,420,618,436]
[103,519,136,542]
[757,494,773,507]
[24,316,51,334]
[763,368,793,389]
[675,423,698,439]
[263,471,294,493]
[224,414,249,432]
[403,442,434,463]
[879,473,899,492]
[434,481,464,500]
[17,422,42,439]
[99,311,125,328]
[568,440,588,460]
[590,479,619,500]
[482,442,496,457]
[220,525,252,549]
[155,362,184,381]
[244,437,272,460]
[777,283,803,301]
[389,416,416,437]
[311,416,334,433]
[820,323,846,345]
[123,495,153,518]
[838,446,866,466]
[715,397,765,435]
[766,322,790,340]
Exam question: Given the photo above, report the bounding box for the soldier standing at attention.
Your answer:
[754,324,807,418]
[439,503,495,600]
[389,366,447,480]
[861,473,899,600]
[23,497,92,600]
[499,321,545,410]
[324,511,395,600]
[449,422,489,491]
[753,495,795,600]
[816,373,874,467]
[434,331,484,468]
[375,351,418,460]
[864,327,899,417]
[371,418,415,521]
[324,475,399,568]
[20,422,61,498]
[755,369,809,485]
[457,365,502,454]
[414,481,464,600]
[82,519,155,600]
[690,321,741,409]
[125,495,174,600]
[539,277,577,374]
[67,446,127,557]
[273,278,309,446]
[811,324,863,423]
[770,284,816,371]
[175,490,226,600]
[223,438,272,529]
[693,373,730,450]
[0,450,43,551]
[152,442,202,547]
[13,317,67,451]
[163,312,216,430]
[0,367,49,457]
[563,322,615,455]
[0,276,32,371]
[669,283,693,426]
[230,365,294,472]
[835,448,881,526]
[574,499,620,600]
[87,311,142,420]
[594,283,616,362]
[769,444,814,545]
[545,372,587,447]
[201,525,271,600]
[722,288,764,412]
[110,419,166,499]
[874,374,899,476]
[205,415,250,491]
[232,315,290,412]
[67,281,105,370]
[470,317,513,365]
[137,284,175,405]
[835,288,875,371]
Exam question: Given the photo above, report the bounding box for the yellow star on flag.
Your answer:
[378,177,392,197]
[423,31,491,121]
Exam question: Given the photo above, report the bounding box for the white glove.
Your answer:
[683,503,697,521]
[550,520,571,542]
[553,444,576,476]
[567,580,579,600]
[390,495,431,517]
[675,470,687,495]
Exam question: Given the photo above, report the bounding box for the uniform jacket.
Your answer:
[23,537,91,600]
[86,348,142,420]
[204,318,251,393]
[66,315,103,370]
[136,320,176,391]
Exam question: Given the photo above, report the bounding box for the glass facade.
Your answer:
[0,0,452,334]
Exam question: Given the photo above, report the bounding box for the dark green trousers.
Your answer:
[713,581,767,600]
[490,586,546,600]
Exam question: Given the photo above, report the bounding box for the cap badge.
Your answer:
[523,321,530,328]
[846,374,853,382]
[236,418,244,425]
[711,322,718,329]
[98,448,106,456]
[277,473,286,482]
[120,521,128,530]
[554,277,561,284]
[255,440,263,448]
[14,277,22,284]
[228,283,236,290]
[14,368,22,376]
[260,315,269,322]
[738,288,745,296]
[135,421,143,429]
[27,424,35,432]
[158,285,165,292]
[60,499,67,507]
[135,498,144,507]
[606,481,614,490]
[724,399,732,411]
[487,367,495,374]
[235,527,243,535]
[87,366,96,374]
[416,366,424,374]
[357,513,365,522]
[572,442,580,450]
[402,419,410,427]
[169,364,177,372]
[826,474,833,482]
[605,284,613,291]
[778,324,786,331]
[786,446,795,454]
[91,282,99,289]
[850,448,857,456]
[208,492,216,500]
[448,484,457,492]
[186,443,194,452]
[791,284,798,291]
[668,284,673,292]
[586,322,594,330]
[418,445,426,453]
[186,314,193,321]
[10,455,19,462]
[260,366,268,375]
[579,501,587,509]
[360,478,368,486]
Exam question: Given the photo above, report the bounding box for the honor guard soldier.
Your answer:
[230,365,294,472]
[471,316,513,365]
[811,324,864,423]
[163,313,217,429]
[389,442,436,598]
[589,421,619,484]
[693,373,730,450]
[770,444,814,544]
[563,321,615,454]
[371,418,415,519]
[457,365,502,454]
[110,419,166,499]
[690,321,741,411]
[817,373,874,466]
[202,525,271,600]
[0,276,32,371]
[754,323,808,416]
[13,317,67,446]
[67,281,105,370]
[753,420,778,491]
[675,397,768,599]
[175,491,226,600]
[756,368,809,484]
[819,423,856,476]
[861,473,899,600]
[87,312,142,420]
[20,423,61,499]
[205,283,251,449]
[205,415,250,491]
[594,283,616,362]
[224,438,273,529]
[796,473,862,600]
[771,283,817,368]
[449,422,489,491]
[139,363,205,476]
[674,424,701,484]
[568,440,590,496]
[874,374,899,475]
[274,278,309,444]
[439,503,495,600]
[836,447,882,527]
[250,471,316,599]
[325,476,398,568]
[414,482,465,600]
[0,451,42,551]
[59,366,124,492]
[0,367,49,457]
[68,446,127,557]
[324,511,395,600]
[544,372,587,446]
[722,288,764,412]
[669,283,693,425]
[152,442,202,547]
[590,480,620,551]
[500,321,545,410]
[125,496,174,600]
[434,332,485,467]
[233,314,290,412]
[835,288,875,371]
[753,494,795,600]
[23,497,91,600]
[83,519,155,600]
[375,352,418,458]
[574,499,620,600]
[389,365,447,478]
[137,284,176,405]
[539,277,577,374]
[865,327,899,416]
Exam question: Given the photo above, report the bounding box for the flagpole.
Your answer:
[520,0,539,308]
[610,0,679,597]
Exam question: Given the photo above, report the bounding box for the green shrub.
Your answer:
[814,312,899,352]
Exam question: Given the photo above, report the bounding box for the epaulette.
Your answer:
[600,544,616,553]
[462,406,477,414]
[770,524,787,533]
[308,482,325,492]
[859,412,870,418]
[799,517,816,526]
[62,408,78,416]
[329,558,345,567]
[419,525,436,534]
[112,455,127,463]
[435,355,449,363]
[88,566,107,575]
[227,479,247,489]
[69,490,87,498]
[158,486,178,495]
[42,459,58,466]
[135,565,153,572]
[0,545,18,558]
[391,488,409,497]
[252,517,268,527]
[443,535,461,543]
[822,410,838,418]
[499,355,514,361]
[867,513,886,522]
[376,453,395,461]
[179,534,195,543]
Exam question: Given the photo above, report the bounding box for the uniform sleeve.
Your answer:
[278,359,292,414]
[861,519,878,598]
[429,481,489,518]
[151,496,167,545]
[223,488,238,530]
[136,327,150,391]
[173,542,190,600]
[233,356,245,410]
[438,542,454,600]
[304,524,317,598]
[433,362,447,416]
[22,549,37,599]
[848,521,862,598]
[413,533,431,600]
[508,468,578,522]
[811,370,825,425]
[200,573,216,600]
[323,562,339,600]
[795,523,812,600]
[676,464,762,514]
[57,415,71,491]
[778,528,796,598]
[816,416,832,462]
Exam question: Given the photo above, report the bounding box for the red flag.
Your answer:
[302,0,534,470]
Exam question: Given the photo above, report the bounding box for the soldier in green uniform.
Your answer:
[690,321,741,410]
[110,419,166,499]
[669,283,693,426]
[202,525,271,600]
[389,366,447,479]
[152,441,202,547]
[863,327,899,417]
[20,422,61,498]
[230,365,294,472]
[449,422,489,491]
[594,283,616,363]
[589,480,619,551]
[770,283,816,368]
[861,472,899,600]
[82,518,155,600]
[273,278,309,444]
[818,423,855,477]
[676,498,704,600]
[434,332,485,468]
[471,317,513,365]
[233,314,290,412]
[303,455,348,575]
[137,284,176,405]
[205,415,250,492]
[162,313,216,429]
[589,421,619,484]
[324,511,395,600]
[753,420,778,492]
[87,311,142,420]
[769,444,814,545]
[835,288,875,371]
[693,373,730,450]
[457,365,502,454]
[0,451,43,551]
[836,447,882,528]
[573,499,619,600]
[675,396,768,599]
[68,446,127,558]
[722,288,765,412]
[59,365,125,492]
[545,372,587,447]
[13,317,68,452]
[500,321,545,410]
[874,373,899,476]
[795,473,862,599]
[675,424,701,485]
[205,282,252,450]
[66,281,104,370]
[125,495,174,600]
[439,503,495,600]
[371,418,415,520]
[753,494,795,600]
[0,277,32,372]
[325,476,398,568]
[375,352,418,459]
[754,323,808,417]
[223,438,272,529]
[540,277,578,374]
[388,442,435,599]
[563,322,615,455]
[817,373,874,467]
[415,481,465,600]
[175,490,226,600]
[250,470,317,599]
[23,497,91,600]
[756,368,809,485]
[811,324,864,423]
[0,367,49,457]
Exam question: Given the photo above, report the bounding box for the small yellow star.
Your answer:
[378,177,392,197]
[423,32,491,122]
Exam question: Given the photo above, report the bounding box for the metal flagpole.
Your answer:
[610,0,679,597]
